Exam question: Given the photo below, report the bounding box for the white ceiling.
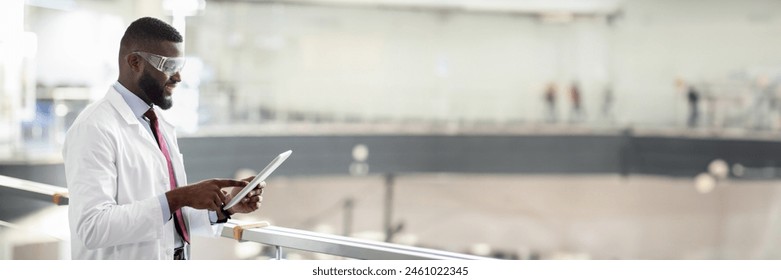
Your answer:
[226,0,623,15]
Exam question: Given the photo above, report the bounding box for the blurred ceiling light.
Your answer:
[352,144,369,162]
[163,0,206,16]
[25,0,76,11]
[708,159,729,180]
[694,173,716,194]
[54,103,69,117]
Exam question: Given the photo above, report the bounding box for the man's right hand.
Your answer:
[165,179,248,212]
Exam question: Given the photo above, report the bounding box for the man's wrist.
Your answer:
[165,189,184,213]
[217,207,232,223]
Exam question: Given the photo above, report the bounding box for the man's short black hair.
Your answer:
[120,17,182,51]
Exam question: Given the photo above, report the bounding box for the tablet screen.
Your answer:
[223,150,292,210]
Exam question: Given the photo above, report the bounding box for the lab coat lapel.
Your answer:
[105,88,161,151]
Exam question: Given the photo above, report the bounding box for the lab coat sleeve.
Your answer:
[183,207,224,238]
[65,122,164,250]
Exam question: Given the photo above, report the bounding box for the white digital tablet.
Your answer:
[223,150,292,210]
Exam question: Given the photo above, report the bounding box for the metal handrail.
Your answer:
[0,175,490,260]
[0,175,69,205]
[222,222,490,260]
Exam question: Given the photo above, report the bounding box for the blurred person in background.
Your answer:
[676,78,700,128]
[600,83,614,124]
[568,81,584,123]
[63,17,264,260]
[751,75,773,130]
[687,83,700,128]
[544,82,558,123]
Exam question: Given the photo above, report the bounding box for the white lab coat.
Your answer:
[64,87,221,260]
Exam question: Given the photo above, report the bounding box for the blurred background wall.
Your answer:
[2,0,781,260]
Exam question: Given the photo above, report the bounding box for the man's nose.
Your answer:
[170,71,182,83]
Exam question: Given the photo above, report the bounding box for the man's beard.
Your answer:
[138,69,173,110]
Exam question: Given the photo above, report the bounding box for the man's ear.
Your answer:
[126,53,143,73]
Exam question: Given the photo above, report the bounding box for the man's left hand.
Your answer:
[223,176,264,215]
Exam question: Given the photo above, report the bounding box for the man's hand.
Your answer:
[166,179,248,212]
[222,176,264,215]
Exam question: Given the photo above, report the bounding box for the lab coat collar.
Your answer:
[113,81,150,120]
[106,87,142,126]
[107,86,177,132]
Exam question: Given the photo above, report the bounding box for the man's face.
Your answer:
[135,42,183,110]
[138,67,173,109]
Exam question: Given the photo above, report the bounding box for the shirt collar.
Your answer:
[113,81,152,119]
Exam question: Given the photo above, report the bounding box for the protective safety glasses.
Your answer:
[133,51,186,76]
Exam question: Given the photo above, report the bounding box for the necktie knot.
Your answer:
[144,108,157,122]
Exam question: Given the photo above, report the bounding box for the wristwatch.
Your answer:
[217,207,232,223]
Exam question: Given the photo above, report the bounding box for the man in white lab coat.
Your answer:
[63,17,263,260]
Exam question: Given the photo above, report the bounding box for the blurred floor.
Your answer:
[190,173,781,260]
[3,173,781,259]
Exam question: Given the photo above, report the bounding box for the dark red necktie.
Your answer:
[144,109,190,244]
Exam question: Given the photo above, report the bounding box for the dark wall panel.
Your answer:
[177,135,626,182]
[1,133,778,187]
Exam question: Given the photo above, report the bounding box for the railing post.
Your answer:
[343,198,354,237]
[275,245,282,260]
[383,173,394,242]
